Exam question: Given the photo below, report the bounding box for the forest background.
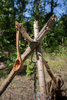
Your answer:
[0,0,67,76]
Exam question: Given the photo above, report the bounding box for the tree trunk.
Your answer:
[34,20,47,100]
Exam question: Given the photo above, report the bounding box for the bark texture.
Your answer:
[15,21,32,43]
[21,14,57,62]
[43,58,57,85]
[0,70,16,96]
[34,20,47,100]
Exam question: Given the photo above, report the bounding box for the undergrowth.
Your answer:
[0,45,67,78]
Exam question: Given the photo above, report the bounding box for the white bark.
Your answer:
[34,20,47,100]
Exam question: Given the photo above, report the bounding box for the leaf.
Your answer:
[21,43,25,46]
[9,8,12,11]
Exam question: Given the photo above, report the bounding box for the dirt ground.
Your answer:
[0,52,67,100]
[0,62,40,100]
[0,74,35,100]
[0,69,67,100]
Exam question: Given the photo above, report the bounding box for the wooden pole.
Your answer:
[34,20,47,100]
[21,14,57,62]
[15,14,57,43]
[15,21,32,43]
[42,58,57,86]
[0,70,16,96]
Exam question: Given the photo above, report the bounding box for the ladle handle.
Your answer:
[16,31,20,59]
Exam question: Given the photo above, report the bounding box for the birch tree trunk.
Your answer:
[34,20,47,100]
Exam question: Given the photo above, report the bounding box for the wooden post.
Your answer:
[34,20,47,100]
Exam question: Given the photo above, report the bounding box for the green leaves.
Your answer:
[26,62,34,77]
[3,38,10,44]
[9,8,12,11]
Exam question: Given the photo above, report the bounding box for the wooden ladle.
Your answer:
[13,30,23,72]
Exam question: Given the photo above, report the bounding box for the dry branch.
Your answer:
[0,70,16,96]
[15,21,32,43]
[15,14,57,43]
[43,58,64,100]
[42,58,57,86]
[43,58,64,86]
[46,74,64,100]
[36,14,57,42]
[21,14,57,62]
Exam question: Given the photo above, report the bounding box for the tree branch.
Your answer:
[21,14,57,62]
[42,57,57,85]
[15,21,32,43]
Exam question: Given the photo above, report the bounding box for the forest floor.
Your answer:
[0,51,67,100]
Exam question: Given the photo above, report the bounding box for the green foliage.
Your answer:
[50,45,67,57]
[26,62,34,77]
[5,39,25,69]
[0,0,66,53]
[5,46,16,71]
[64,37,67,46]
[0,0,67,78]
[41,14,67,50]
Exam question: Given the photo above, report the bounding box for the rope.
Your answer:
[31,51,37,64]
[34,65,37,100]
[31,51,37,100]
